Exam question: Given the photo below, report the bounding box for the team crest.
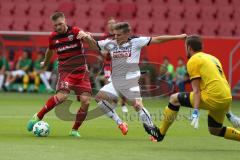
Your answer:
[68,35,74,41]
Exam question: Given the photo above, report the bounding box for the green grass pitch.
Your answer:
[0,92,240,160]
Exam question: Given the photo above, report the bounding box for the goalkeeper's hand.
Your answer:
[191,108,199,129]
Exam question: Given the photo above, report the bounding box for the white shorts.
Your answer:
[11,70,26,77]
[100,81,141,100]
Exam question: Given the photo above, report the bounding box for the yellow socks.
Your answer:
[224,127,240,141]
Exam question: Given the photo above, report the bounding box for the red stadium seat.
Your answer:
[215,0,231,6]
[200,6,217,21]
[183,0,199,6]
[127,19,137,34]
[28,18,44,31]
[42,1,58,17]
[151,5,168,21]
[184,6,200,21]
[136,5,152,20]
[28,3,44,18]
[198,0,214,6]
[75,4,91,19]
[57,1,76,17]
[75,19,90,31]
[0,16,13,30]
[104,3,120,18]
[233,6,240,21]
[168,21,185,34]
[104,0,119,3]
[88,19,105,33]
[136,20,153,35]
[185,21,202,34]
[42,19,54,31]
[0,1,15,16]
[119,3,137,19]
[218,22,236,37]
[201,21,219,36]
[66,18,75,26]
[151,0,168,6]
[232,0,240,5]
[89,4,104,18]
[12,17,29,31]
[168,6,184,20]
[166,0,182,6]
[13,3,29,16]
[235,24,240,36]
[152,21,169,35]
[72,0,89,5]
[216,6,234,22]
[133,0,150,5]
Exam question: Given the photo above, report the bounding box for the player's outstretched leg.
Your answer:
[226,111,240,128]
[27,91,67,131]
[70,93,90,138]
[95,91,128,135]
[143,93,180,142]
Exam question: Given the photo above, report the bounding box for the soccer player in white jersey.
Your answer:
[77,22,187,138]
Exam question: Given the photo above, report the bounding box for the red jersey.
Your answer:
[104,53,112,78]
[49,26,86,74]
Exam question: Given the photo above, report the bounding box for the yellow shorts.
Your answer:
[189,92,231,124]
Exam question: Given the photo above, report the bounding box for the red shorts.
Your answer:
[56,71,92,100]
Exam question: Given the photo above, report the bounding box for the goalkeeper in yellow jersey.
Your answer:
[144,35,240,142]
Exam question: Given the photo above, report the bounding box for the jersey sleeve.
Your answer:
[97,39,111,51]
[135,37,152,49]
[48,35,54,50]
[187,56,201,80]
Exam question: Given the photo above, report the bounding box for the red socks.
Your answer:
[37,96,61,120]
[72,107,88,130]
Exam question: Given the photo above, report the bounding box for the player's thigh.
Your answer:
[99,82,119,100]
[208,102,230,125]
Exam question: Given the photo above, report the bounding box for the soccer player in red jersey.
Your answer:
[27,12,92,137]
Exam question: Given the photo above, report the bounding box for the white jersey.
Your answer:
[97,36,151,80]
[97,36,151,99]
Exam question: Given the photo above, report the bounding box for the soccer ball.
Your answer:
[32,121,50,137]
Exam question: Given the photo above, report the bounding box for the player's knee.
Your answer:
[169,93,180,106]
[95,92,104,103]
[132,100,142,111]
[56,92,68,102]
[81,96,90,106]
[208,127,222,136]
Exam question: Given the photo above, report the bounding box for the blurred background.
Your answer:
[0,0,239,99]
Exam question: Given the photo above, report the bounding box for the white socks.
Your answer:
[138,107,153,127]
[40,73,52,90]
[98,100,123,125]
[0,74,4,89]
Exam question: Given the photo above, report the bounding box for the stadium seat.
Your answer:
[232,0,240,5]
[168,21,185,34]
[218,22,236,37]
[104,3,120,18]
[75,4,91,19]
[28,3,44,18]
[127,19,137,34]
[166,0,182,6]
[185,21,202,35]
[152,21,169,34]
[136,5,152,20]
[233,6,240,21]
[42,19,54,31]
[151,5,168,21]
[198,0,214,6]
[75,19,90,31]
[235,24,240,36]
[133,0,150,5]
[88,19,105,33]
[0,1,15,16]
[200,6,217,21]
[136,20,153,35]
[201,21,219,36]
[183,0,198,6]
[216,6,234,22]
[119,3,137,19]
[13,3,29,16]
[28,18,44,31]
[168,6,184,20]
[184,6,200,21]
[89,4,104,18]
[12,17,29,31]
[42,1,58,17]
[215,0,231,6]
[66,18,75,26]
[104,0,119,3]
[57,1,76,17]
[0,16,13,30]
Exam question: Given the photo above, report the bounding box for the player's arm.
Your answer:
[150,34,187,44]
[41,48,54,69]
[77,31,99,50]
[191,78,201,110]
